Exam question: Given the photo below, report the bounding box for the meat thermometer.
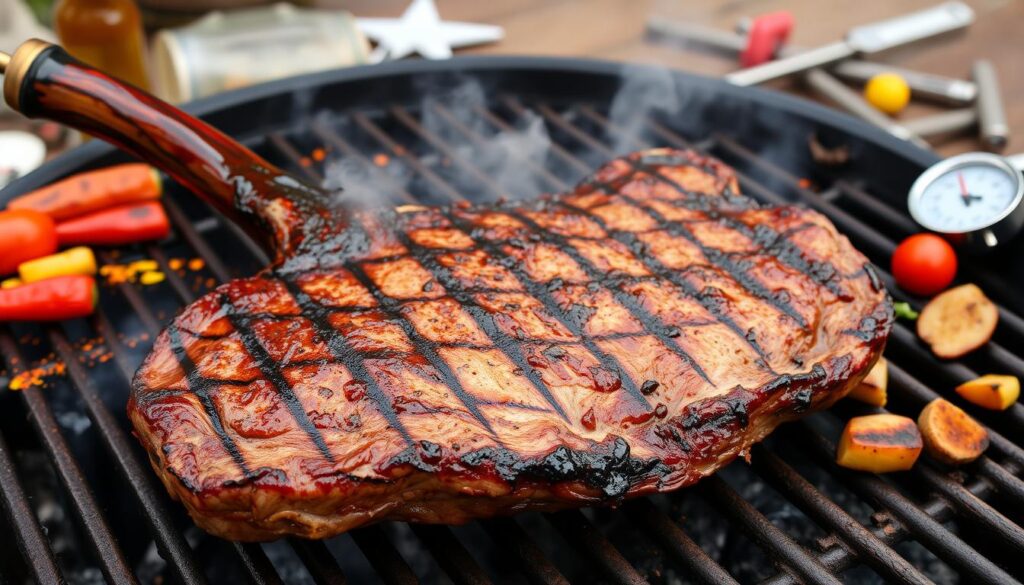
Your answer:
[908,152,1024,251]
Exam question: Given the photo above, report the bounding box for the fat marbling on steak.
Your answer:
[128,148,891,540]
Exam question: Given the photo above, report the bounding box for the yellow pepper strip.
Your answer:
[19,246,98,283]
[1,278,22,289]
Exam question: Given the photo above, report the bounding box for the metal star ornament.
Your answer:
[358,0,504,62]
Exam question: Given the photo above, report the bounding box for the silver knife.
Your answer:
[726,2,975,86]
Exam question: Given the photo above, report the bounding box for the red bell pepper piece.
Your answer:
[55,202,171,246]
[0,275,98,322]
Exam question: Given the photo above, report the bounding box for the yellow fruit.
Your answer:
[837,414,922,473]
[864,73,911,115]
[918,398,989,465]
[848,357,888,406]
[955,375,1020,410]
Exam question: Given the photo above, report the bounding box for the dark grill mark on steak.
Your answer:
[165,324,254,478]
[219,294,336,462]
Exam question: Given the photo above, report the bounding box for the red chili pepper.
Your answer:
[0,275,98,322]
[55,202,171,246]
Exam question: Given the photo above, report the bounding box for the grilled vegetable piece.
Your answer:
[0,210,58,275]
[916,284,997,359]
[1,278,22,289]
[918,398,988,464]
[837,414,922,473]
[8,163,162,221]
[955,375,1020,410]
[0,275,98,321]
[55,202,170,246]
[19,247,97,283]
[847,357,888,406]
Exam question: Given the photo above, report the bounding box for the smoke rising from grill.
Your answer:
[321,78,554,207]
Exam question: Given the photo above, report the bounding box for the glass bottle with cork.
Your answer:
[53,0,150,91]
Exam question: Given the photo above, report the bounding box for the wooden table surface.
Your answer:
[345,0,1023,157]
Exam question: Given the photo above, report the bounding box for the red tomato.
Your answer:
[0,210,58,275]
[891,234,957,296]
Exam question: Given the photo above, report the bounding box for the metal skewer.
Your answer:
[973,60,1008,152]
[902,109,977,138]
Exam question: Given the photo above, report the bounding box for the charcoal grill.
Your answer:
[2,56,1024,585]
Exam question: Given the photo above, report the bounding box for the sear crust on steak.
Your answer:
[129,149,891,540]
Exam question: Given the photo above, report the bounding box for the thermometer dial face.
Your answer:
[909,153,1024,234]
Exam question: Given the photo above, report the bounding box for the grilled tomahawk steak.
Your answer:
[129,148,891,540]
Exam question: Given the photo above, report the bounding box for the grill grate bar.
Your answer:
[233,543,285,585]
[0,429,63,584]
[349,526,419,585]
[409,525,493,585]
[749,445,934,585]
[429,101,568,192]
[695,476,842,585]
[626,499,740,585]
[482,518,570,585]
[975,457,1024,504]
[391,106,509,199]
[914,462,1024,554]
[804,423,1020,584]
[545,510,647,585]
[309,119,417,204]
[350,111,463,201]
[46,326,208,585]
[162,196,234,283]
[0,331,138,585]
[290,539,347,585]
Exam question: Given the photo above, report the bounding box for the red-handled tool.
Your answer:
[739,12,794,67]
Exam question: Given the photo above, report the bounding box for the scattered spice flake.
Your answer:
[8,360,65,391]
[187,258,205,271]
[798,178,813,189]
[140,271,166,285]
[373,153,390,167]
[299,157,313,167]
[312,148,327,162]
[392,145,407,156]
[169,258,185,270]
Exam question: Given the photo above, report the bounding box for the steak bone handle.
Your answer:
[1,40,333,259]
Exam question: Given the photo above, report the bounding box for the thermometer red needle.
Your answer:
[957,172,977,206]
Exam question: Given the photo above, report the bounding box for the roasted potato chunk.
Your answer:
[955,374,1020,411]
[916,284,997,359]
[847,357,888,406]
[918,398,988,465]
[837,414,922,473]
